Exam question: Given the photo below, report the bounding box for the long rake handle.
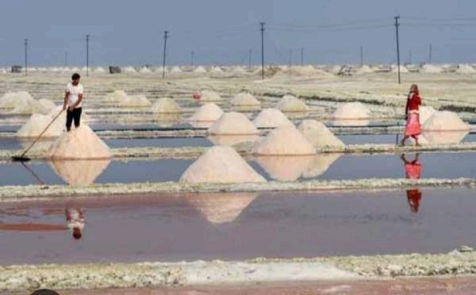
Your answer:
[19,110,64,158]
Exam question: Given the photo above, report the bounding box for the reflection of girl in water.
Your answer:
[65,207,85,240]
[401,153,423,213]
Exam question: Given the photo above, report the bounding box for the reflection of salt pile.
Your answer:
[276,95,310,112]
[252,126,316,155]
[302,154,341,178]
[47,125,111,159]
[105,90,151,107]
[298,120,344,148]
[208,112,258,135]
[456,64,476,74]
[50,159,110,186]
[186,193,257,224]
[151,98,182,113]
[230,93,261,108]
[253,109,294,128]
[16,113,64,138]
[190,103,224,122]
[200,90,221,102]
[254,156,313,181]
[422,111,470,131]
[332,102,370,120]
[421,64,443,74]
[419,106,437,124]
[207,135,259,147]
[180,146,266,183]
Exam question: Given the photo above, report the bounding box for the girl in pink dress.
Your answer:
[401,84,422,146]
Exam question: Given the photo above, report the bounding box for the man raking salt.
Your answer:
[63,73,84,132]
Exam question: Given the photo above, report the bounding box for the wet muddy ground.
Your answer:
[1,188,475,265]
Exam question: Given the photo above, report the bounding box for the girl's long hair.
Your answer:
[411,84,419,95]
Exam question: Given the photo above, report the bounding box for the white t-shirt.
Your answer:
[66,83,84,108]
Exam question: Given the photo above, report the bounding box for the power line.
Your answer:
[394,16,401,84]
[86,34,90,77]
[260,22,265,80]
[162,30,168,79]
[24,39,28,77]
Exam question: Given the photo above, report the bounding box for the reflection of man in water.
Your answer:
[65,207,85,240]
[401,153,423,213]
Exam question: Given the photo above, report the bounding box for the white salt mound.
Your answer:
[276,95,310,112]
[47,125,111,160]
[254,156,313,182]
[253,108,294,128]
[356,65,374,74]
[332,102,370,119]
[419,106,437,124]
[208,112,258,135]
[151,98,182,113]
[170,66,182,73]
[298,120,344,148]
[0,91,36,109]
[456,64,476,74]
[180,146,266,183]
[186,193,257,224]
[123,66,137,73]
[94,67,106,73]
[230,93,261,107]
[105,90,129,103]
[421,130,469,145]
[16,114,64,138]
[422,64,443,73]
[50,159,111,186]
[274,66,332,78]
[139,67,152,74]
[190,103,224,122]
[252,126,316,156]
[200,90,221,102]
[422,111,470,131]
[194,66,207,73]
[38,99,56,112]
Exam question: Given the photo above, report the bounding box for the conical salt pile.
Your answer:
[38,99,56,112]
[151,97,182,113]
[123,66,137,74]
[254,156,313,181]
[419,106,437,125]
[422,111,470,131]
[298,120,344,148]
[230,93,261,107]
[123,95,152,107]
[356,65,374,74]
[421,130,469,145]
[422,64,443,73]
[139,67,152,74]
[50,159,111,186]
[180,146,266,183]
[16,114,64,138]
[200,90,221,102]
[208,112,258,135]
[0,91,50,114]
[456,64,476,74]
[332,102,370,120]
[186,193,257,224]
[190,103,224,122]
[94,67,106,73]
[105,90,129,103]
[193,66,207,73]
[170,66,182,73]
[276,95,310,112]
[253,108,294,128]
[47,125,111,160]
[252,126,316,156]
[302,154,341,178]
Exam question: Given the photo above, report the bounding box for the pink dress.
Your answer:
[404,93,422,137]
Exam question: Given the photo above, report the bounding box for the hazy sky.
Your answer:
[1,0,476,66]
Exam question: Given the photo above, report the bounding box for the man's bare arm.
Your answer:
[71,93,83,109]
[63,91,69,110]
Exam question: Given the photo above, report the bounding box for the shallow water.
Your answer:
[0,152,475,185]
[1,188,475,264]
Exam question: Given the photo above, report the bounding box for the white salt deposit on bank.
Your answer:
[422,64,443,74]
[105,90,129,103]
[38,99,56,112]
[190,103,224,122]
[208,112,258,135]
[193,66,208,74]
[252,126,316,156]
[105,91,151,107]
[419,106,437,124]
[253,109,294,128]
[422,111,470,131]
[122,66,137,74]
[276,95,310,112]
[47,125,111,160]
[16,113,64,138]
[50,159,111,186]
[200,90,221,102]
[94,67,106,73]
[151,98,182,113]
[456,64,476,74]
[230,92,261,107]
[297,120,344,148]
[180,146,266,183]
[207,135,259,147]
[0,92,51,114]
[185,193,257,224]
[392,65,409,73]
[170,66,182,73]
[332,102,370,120]
[139,67,152,74]
[274,66,333,78]
[355,65,374,74]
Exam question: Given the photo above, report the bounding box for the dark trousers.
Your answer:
[66,107,82,131]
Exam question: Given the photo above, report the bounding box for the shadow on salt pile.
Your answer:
[49,160,111,186]
[185,192,257,224]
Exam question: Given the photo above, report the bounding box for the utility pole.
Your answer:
[65,51,68,67]
[428,43,432,64]
[86,34,90,77]
[248,48,252,69]
[360,46,364,66]
[408,49,412,64]
[162,30,168,79]
[394,16,401,84]
[260,22,265,79]
[24,39,28,77]
[191,50,194,66]
[301,47,304,65]
[288,49,292,67]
